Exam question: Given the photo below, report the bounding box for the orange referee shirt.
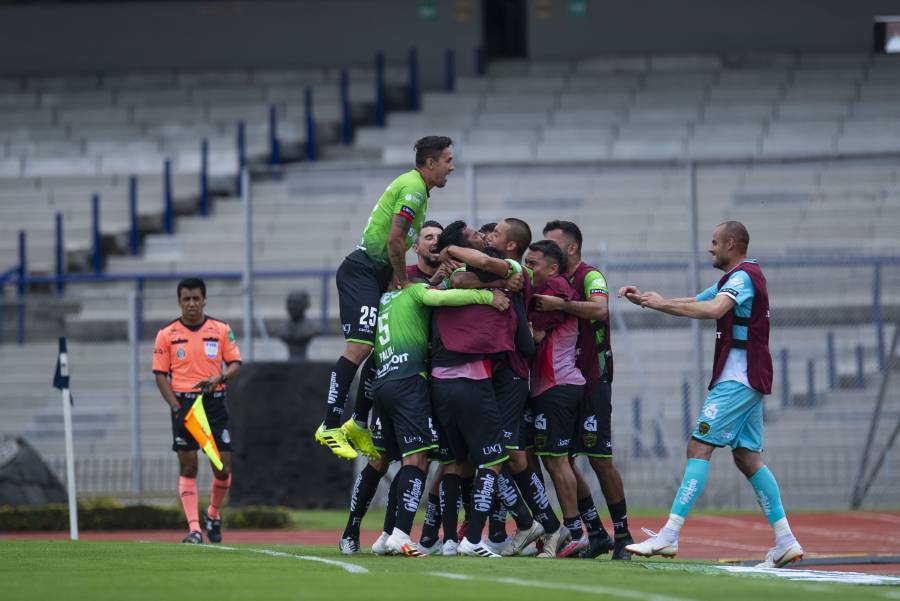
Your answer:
[152,316,242,393]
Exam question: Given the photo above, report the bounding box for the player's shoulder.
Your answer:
[394,170,427,194]
[205,316,233,334]
[156,318,182,337]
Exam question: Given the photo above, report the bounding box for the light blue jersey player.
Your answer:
[618,221,803,569]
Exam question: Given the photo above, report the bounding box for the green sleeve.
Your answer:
[583,270,609,298]
[391,183,426,222]
[505,259,522,278]
[421,288,493,307]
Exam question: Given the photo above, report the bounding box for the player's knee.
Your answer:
[180,465,198,478]
[589,456,614,475]
[370,456,390,473]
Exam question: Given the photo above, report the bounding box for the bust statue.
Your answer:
[276,290,318,361]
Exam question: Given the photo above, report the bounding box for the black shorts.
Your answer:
[492,365,529,450]
[521,401,535,450]
[171,391,233,453]
[371,375,437,460]
[573,382,614,457]
[531,384,583,456]
[430,377,507,468]
[337,250,394,345]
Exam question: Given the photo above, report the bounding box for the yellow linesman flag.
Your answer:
[183,394,223,470]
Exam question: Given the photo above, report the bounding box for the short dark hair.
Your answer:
[177,277,206,299]
[479,222,497,235]
[415,136,453,167]
[437,220,468,251]
[504,217,532,258]
[543,220,583,252]
[528,240,567,274]
[719,220,750,252]
[422,220,444,231]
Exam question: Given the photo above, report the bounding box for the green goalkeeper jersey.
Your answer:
[357,170,429,268]
[374,283,494,382]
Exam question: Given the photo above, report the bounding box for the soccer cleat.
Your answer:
[512,521,544,555]
[536,526,572,558]
[624,528,678,558]
[440,540,459,556]
[611,533,633,560]
[341,419,380,461]
[339,536,360,554]
[315,423,358,460]
[385,529,427,557]
[457,537,501,558]
[520,544,540,557]
[203,511,222,543]
[419,539,442,556]
[372,531,391,556]
[181,531,203,544]
[483,537,515,557]
[755,540,804,568]
[579,532,615,559]
[557,534,590,558]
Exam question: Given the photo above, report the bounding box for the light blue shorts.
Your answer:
[691,380,764,452]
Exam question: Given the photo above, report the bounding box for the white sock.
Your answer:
[773,517,795,546]
[660,514,685,542]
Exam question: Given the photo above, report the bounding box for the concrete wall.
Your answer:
[0,0,481,80]
[528,0,898,58]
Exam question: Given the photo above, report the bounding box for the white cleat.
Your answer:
[512,521,544,555]
[624,528,678,558]
[385,528,426,557]
[483,537,515,557]
[418,540,442,556]
[755,540,804,568]
[372,531,392,556]
[457,537,502,558]
[440,540,459,556]
[536,526,572,558]
[339,536,360,555]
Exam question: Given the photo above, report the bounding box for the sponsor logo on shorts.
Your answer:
[583,415,597,432]
[534,413,547,430]
[583,433,598,448]
[221,429,230,444]
[703,404,718,420]
[698,421,711,435]
[175,436,188,446]
[534,434,547,449]
[403,435,425,445]
[342,323,352,334]
[556,438,571,448]
[482,443,503,456]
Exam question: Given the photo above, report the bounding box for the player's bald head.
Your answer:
[717,221,750,253]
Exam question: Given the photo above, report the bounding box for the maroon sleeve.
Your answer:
[528,276,577,331]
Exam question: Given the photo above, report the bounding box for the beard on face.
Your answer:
[424,255,442,269]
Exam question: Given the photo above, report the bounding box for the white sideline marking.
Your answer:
[428,572,697,601]
[715,565,900,585]
[203,544,368,574]
[879,590,900,599]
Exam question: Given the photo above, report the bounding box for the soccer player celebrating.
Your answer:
[369,278,510,556]
[523,240,588,558]
[620,221,803,568]
[152,278,242,544]
[538,220,634,559]
[316,137,454,460]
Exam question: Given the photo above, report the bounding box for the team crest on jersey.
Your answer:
[204,340,218,358]
[176,347,186,359]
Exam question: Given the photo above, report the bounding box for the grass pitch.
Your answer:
[2,540,896,601]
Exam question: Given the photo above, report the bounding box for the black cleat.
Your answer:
[580,532,615,558]
[203,511,222,543]
[181,531,203,544]
[612,533,634,560]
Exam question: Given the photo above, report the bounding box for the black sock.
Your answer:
[350,355,375,425]
[420,493,442,547]
[465,468,497,544]
[383,474,400,534]
[497,470,533,531]
[563,515,584,541]
[488,493,507,543]
[393,465,426,536]
[512,467,560,533]
[324,356,361,428]
[439,474,461,542]
[608,499,630,538]
[578,495,609,539]
[342,464,385,539]
[460,476,474,522]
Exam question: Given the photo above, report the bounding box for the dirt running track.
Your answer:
[5,511,900,575]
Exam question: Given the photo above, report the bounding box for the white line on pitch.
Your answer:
[201,544,368,574]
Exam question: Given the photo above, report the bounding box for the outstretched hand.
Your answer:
[639,291,665,310]
[617,285,643,306]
